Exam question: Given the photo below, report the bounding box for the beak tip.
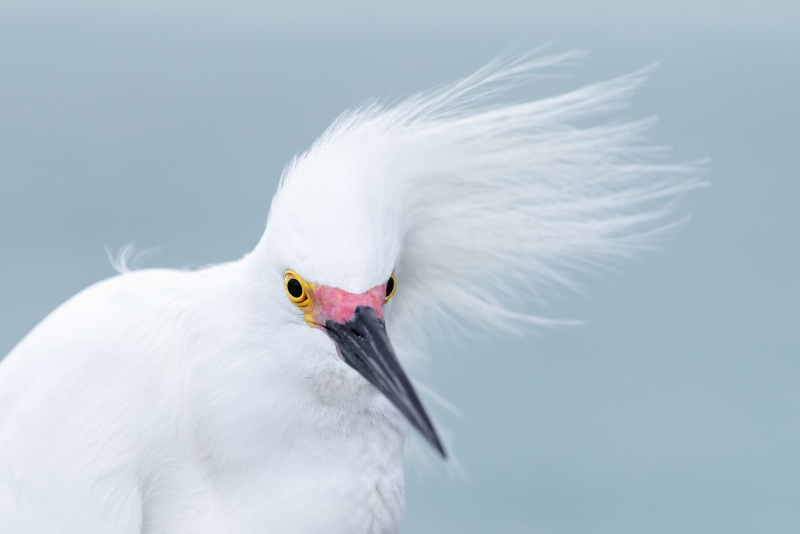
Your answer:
[424,425,448,459]
[433,438,447,459]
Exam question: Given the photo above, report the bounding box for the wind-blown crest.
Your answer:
[269,50,702,363]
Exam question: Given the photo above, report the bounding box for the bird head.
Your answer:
[237,53,696,464]
[248,123,447,457]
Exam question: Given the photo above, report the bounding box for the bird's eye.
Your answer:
[384,273,397,303]
[284,270,310,307]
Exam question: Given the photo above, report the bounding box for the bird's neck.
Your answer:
[171,257,409,532]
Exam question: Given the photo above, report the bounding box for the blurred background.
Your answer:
[1,1,798,532]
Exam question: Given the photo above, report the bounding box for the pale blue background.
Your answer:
[1,2,798,532]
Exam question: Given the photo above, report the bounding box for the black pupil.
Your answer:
[287,278,303,298]
[386,276,394,296]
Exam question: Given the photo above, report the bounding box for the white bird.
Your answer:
[0,52,697,533]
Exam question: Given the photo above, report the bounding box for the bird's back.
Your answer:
[0,269,208,532]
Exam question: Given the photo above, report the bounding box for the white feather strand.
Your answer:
[272,52,704,359]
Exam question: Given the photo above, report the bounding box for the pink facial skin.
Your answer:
[308,284,387,326]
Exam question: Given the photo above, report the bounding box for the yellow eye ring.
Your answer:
[284,270,310,307]
[384,273,397,303]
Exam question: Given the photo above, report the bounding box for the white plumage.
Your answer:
[0,52,698,533]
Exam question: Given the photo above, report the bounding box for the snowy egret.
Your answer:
[0,53,697,532]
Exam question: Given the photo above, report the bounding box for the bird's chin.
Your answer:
[333,345,345,362]
[310,355,384,410]
[307,322,345,362]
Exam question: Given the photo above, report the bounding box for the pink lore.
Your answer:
[312,284,386,324]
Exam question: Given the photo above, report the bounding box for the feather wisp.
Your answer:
[273,51,703,362]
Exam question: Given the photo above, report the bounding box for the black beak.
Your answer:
[325,306,446,458]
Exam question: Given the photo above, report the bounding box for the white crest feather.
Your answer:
[272,50,703,361]
[105,243,160,274]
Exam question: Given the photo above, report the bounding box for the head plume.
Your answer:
[262,50,702,362]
